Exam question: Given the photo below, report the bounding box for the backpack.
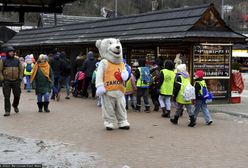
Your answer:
[26,63,32,72]
[140,67,152,84]
[199,82,214,102]
[183,83,196,101]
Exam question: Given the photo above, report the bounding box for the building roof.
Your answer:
[38,14,105,28]
[0,26,17,44]
[6,3,246,47]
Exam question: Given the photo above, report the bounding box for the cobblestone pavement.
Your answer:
[0,90,248,168]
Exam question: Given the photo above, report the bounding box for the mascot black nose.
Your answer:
[116,46,120,49]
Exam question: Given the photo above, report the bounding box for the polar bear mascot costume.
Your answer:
[95,38,130,131]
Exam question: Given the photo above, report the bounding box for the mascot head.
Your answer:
[96,38,123,64]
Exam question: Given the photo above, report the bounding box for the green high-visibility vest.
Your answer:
[159,69,175,96]
[195,80,207,96]
[176,75,192,104]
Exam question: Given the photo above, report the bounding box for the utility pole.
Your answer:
[221,0,224,19]
[115,0,117,17]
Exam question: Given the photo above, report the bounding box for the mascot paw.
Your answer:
[104,122,114,131]
[96,86,106,96]
[118,121,130,130]
[121,69,129,81]
[119,126,130,130]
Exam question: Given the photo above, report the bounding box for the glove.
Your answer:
[96,85,106,96]
[121,69,129,81]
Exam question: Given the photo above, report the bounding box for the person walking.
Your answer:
[30,54,54,112]
[82,51,97,98]
[135,58,151,112]
[158,60,175,118]
[193,70,213,125]
[170,64,196,127]
[60,52,71,99]
[50,52,62,101]
[23,55,34,92]
[0,46,23,116]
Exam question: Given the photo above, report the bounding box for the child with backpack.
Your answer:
[135,58,151,112]
[170,64,196,127]
[193,70,213,125]
[24,55,34,92]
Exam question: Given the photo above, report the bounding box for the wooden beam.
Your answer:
[0,5,63,13]
[0,21,24,26]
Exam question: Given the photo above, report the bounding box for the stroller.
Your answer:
[71,71,85,97]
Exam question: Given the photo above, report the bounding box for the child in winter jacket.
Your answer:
[125,72,137,110]
[158,60,175,118]
[170,64,196,127]
[24,55,34,92]
[135,58,151,112]
[193,70,213,125]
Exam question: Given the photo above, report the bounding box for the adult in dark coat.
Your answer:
[60,52,71,99]
[50,52,62,101]
[82,51,97,98]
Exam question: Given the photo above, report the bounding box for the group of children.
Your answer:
[124,58,213,127]
[19,53,213,127]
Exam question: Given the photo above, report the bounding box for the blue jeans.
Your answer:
[60,76,70,96]
[194,99,212,123]
[52,77,60,97]
[25,75,31,92]
[175,103,194,117]
[136,87,150,107]
[125,94,135,108]
[37,92,50,102]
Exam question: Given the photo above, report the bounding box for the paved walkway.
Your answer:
[0,90,248,168]
[209,90,248,118]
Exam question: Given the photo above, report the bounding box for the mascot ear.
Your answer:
[96,40,102,49]
[116,39,120,43]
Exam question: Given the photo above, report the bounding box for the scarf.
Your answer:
[30,61,51,83]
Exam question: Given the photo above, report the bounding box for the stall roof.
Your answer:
[38,14,105,28]
[6,3,246,47]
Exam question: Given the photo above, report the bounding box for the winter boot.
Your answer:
[188,115,196,127]
[37,102,43,112]
[43,102,50,112]
[144,106,150,113]
[3,112,10,117]
[165,110,171,118]
[170,115,179,125]
[135,104,141,112]
[131,104,135,110]
[161,107,167,117]
[154,105,159,112]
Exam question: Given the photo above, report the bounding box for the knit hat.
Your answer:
[87,51,94,60]
[176,64,187,73]
[195,70,205,78]
[38,54,47,61]
[25,55,32,62]
[6,46,15,53]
